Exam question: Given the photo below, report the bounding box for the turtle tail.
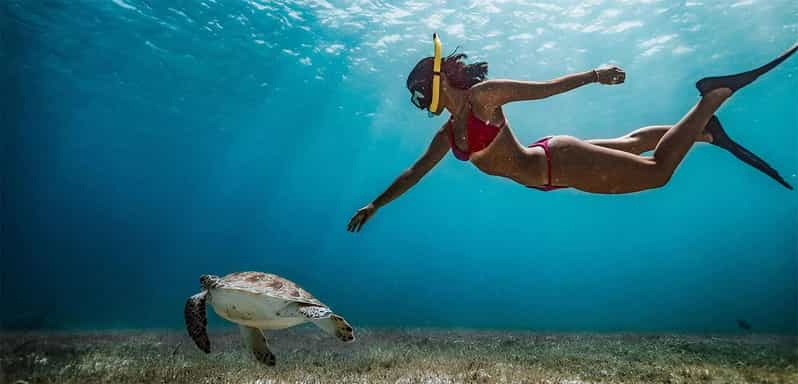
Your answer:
[184,291,210,353]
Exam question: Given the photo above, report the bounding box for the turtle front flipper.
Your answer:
[184,291,210,353]
[300,306,354,342]
[239,326,276,366]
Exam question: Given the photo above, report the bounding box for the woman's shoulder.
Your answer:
[467,81,504,114]
[467,80,491,96]
[467,80,502,106]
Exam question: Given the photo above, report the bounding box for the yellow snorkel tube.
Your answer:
[429,33,442,114]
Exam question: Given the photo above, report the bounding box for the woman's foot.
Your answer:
[703,115,793,190]
[696,42,798,96]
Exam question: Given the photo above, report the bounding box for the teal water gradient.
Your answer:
[3,0,796,333]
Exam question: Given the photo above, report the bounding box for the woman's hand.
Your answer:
[347,203,377,232]
[594,66,626,85]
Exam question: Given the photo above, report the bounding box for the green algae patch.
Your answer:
[1,329,795,383]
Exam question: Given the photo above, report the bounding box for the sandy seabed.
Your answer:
[1,328,796,384]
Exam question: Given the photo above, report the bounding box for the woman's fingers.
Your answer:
[610,70,625,84]
[348,205,376,232]
[357,211,371,232]
[347,212,360,232]
[356,215,365,232]
[348,210,368,232]
[598,66,626,85]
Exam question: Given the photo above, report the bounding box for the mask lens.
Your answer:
[410,89,427,109]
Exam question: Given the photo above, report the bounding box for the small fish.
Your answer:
[737,319,752,331]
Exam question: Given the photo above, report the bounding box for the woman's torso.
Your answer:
[448,91,550,187]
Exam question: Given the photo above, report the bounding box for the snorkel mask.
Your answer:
[408,33,443,116]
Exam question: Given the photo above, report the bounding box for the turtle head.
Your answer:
[200,274,221,290]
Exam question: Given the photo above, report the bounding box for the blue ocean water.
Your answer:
[2,0,796,334]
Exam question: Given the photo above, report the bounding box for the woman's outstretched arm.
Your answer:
[474,66,625,106]
[347,122,451,232]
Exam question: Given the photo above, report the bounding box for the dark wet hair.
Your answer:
[406,50,488,106]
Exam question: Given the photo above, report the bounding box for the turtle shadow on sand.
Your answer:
[184,272,354,366]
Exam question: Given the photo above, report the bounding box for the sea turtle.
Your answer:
[184,272,354,365]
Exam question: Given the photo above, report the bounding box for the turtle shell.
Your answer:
[217,272,323,306]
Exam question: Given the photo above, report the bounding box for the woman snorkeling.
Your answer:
[348,34,796,232]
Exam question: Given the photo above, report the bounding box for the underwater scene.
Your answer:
[2,0,797,383]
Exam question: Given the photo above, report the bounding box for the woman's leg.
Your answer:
[652,89,732,171]
[587,126,711,155]
[550,88,732,194]
[590,119,793,189]
[549,43,796,193]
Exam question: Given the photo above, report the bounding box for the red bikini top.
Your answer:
[447,107,504,161]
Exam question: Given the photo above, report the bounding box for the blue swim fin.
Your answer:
[696,42,798,95]
[705,115,792,190]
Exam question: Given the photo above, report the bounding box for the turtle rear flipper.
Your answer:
[184,291,210,353]
[239,326,276,366]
